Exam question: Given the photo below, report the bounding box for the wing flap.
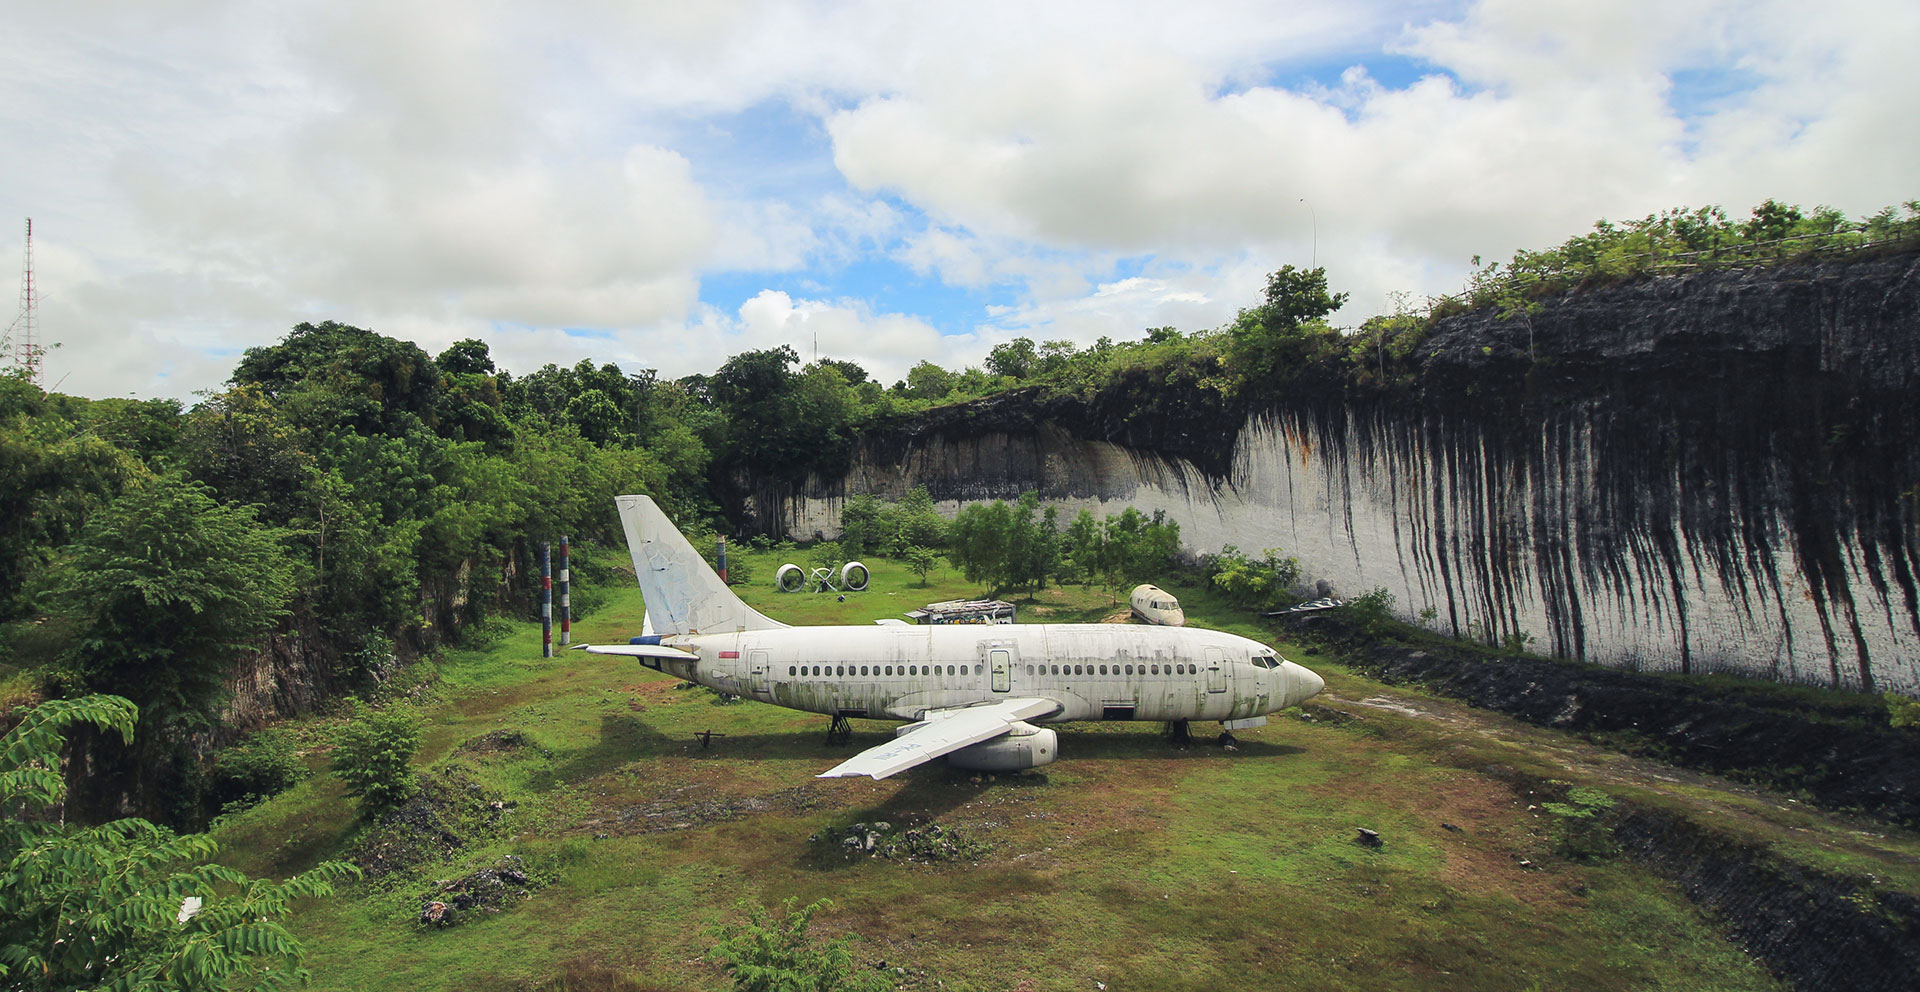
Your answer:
[816,697,1059,780]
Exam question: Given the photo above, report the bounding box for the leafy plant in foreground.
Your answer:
[0,695,356,990]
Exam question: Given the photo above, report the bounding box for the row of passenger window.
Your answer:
[782,662,1202,678]
[788,664,983,677]
[1029,663,1197,677]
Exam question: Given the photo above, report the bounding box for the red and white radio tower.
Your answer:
[14,218,39,387]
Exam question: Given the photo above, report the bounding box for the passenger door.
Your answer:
[989,648,1012,693]
[1205,646,1227,694]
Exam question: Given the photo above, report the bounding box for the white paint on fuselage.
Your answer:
[650,623,1321,724]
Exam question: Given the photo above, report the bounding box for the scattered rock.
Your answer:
[814,820,990,863]
[457,729,545,756]
[416,855,541,928]
[1442,822,1463,833]
[1355,828,1383,849]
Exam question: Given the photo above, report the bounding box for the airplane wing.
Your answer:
[574,643,694,662]
[816,697,1061,780]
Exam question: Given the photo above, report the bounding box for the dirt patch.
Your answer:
[581,784,825,837]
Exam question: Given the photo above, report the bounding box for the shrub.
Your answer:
[709,898,890,992]
[1340,587,1398,632]
[1887,692,1920,731]
[1542,785,1619,861]
[1207,545,1302,610]
[331,702,423,817]
[212,728,308,812]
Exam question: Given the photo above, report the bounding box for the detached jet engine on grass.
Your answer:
[578,495,1325,780]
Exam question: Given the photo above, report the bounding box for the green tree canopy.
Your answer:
[985,337,1038,380]
[53,474,299,728]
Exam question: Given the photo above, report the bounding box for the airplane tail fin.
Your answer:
[616,494,788,636]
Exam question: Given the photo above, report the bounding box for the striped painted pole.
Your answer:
[559,535,571,645]
[717,534,727,584]
[541,541,553,658]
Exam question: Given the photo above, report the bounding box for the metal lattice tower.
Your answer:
[14,218,38,386]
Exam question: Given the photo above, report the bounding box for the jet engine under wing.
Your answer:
[817,697,1061,780]
[575,643,695,662]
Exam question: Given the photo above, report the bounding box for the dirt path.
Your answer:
[1310,682,1920,878]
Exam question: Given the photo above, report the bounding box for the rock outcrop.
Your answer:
[769,251,1920,691]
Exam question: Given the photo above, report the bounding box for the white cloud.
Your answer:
[1,0,1914,401]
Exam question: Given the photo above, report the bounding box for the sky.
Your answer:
[2,0,1915,400]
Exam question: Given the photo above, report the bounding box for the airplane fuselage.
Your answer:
[637,622,1322,725]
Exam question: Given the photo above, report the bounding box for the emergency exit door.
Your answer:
[748,650,773,699]
[989,649,1012,692]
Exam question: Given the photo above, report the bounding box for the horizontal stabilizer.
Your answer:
[817,697,1060,780]
[575,643,696,662]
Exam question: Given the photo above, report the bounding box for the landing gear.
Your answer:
[826,714,854,746]
[1216,730,1239,747]
[1162,720,1192,746]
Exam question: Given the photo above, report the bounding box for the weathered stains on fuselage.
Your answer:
[651,623,1314,724]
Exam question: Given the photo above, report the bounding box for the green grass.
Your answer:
[209,555,1839,991]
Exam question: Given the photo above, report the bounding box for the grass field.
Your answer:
[212,546,1819,991]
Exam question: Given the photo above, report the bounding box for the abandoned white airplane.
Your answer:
[578,494,1325,779]
[1129,583,1187,627]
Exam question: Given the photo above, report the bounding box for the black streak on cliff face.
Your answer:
[765,252,1920,689]
[1385,251,1920,688]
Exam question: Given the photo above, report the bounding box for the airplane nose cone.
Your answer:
[1286,662,1325,705]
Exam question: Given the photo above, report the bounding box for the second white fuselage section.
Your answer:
[643,623,1321,724]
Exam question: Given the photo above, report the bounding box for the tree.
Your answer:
[54,475,299,730]
[1003,493,1058,595]
[230,321,441,437]
[0,696,356,990]
[1060,509,1102,588]
[817,358,869,386]
[837,493,884,558]
[1225,265,1348,385]
[984,337,1038,380]
[892,485,948,552]
[904,360,954,400]
[565,388,628,447]
[904,546,940,586]
[331,702,424,817]
[949,501,1012,594]
[0,374,141,620]
[1093,507,1182,595]
[435,338,495,375]
[1034,340,1078,377]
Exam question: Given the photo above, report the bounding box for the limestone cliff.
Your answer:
[770,250,1920,691]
